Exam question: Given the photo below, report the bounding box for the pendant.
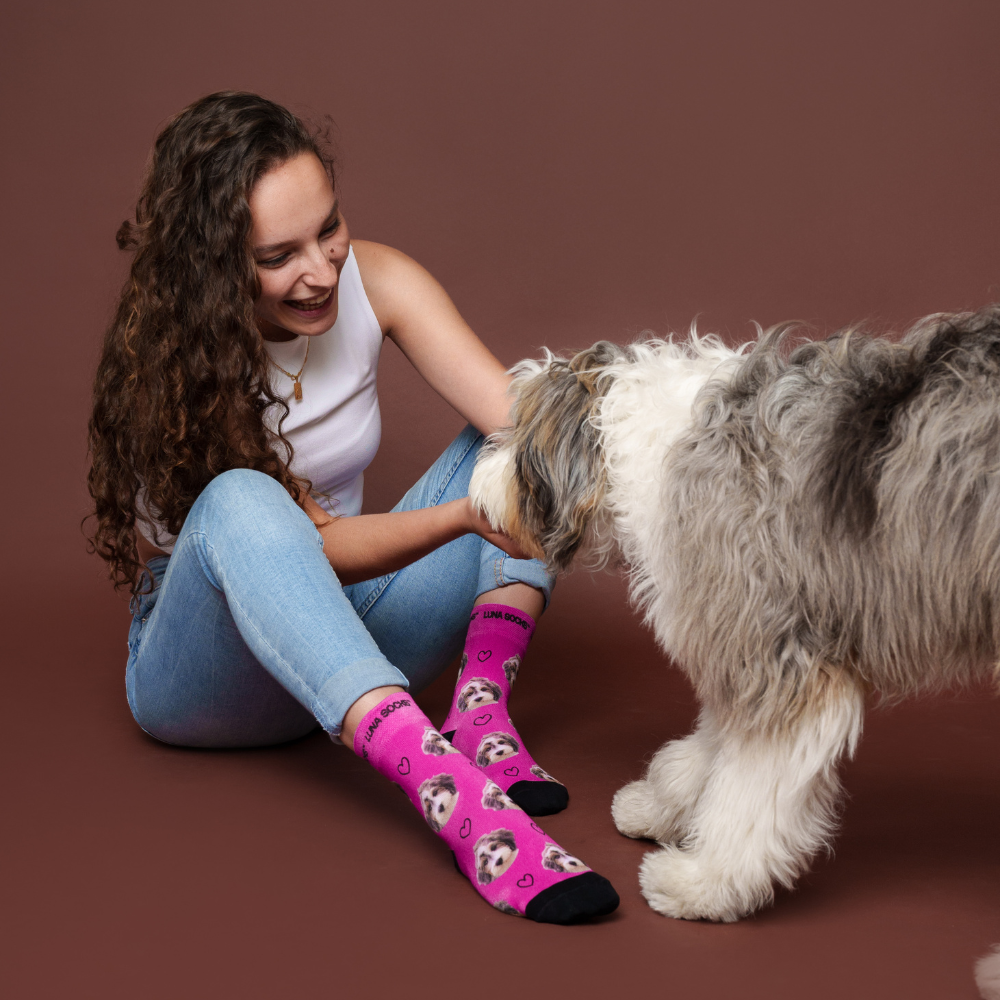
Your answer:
[293,380,303,401]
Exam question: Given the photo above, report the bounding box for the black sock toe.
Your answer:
[525,872,620,924]
[506,779,569,815]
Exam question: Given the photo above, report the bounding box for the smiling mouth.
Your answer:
[284,289,334,314]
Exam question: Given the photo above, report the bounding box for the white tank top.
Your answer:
[137,245,383,552]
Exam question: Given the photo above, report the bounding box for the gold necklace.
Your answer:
[268,337,310,401]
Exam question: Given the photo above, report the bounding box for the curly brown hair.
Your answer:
[87,91,335,592]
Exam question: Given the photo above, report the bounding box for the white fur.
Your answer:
[977,947,1000,1000]
[593,332,746,641]
[628,689,863,920]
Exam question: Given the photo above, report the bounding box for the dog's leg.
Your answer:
[612,708,720,842]
[638,672,864,922]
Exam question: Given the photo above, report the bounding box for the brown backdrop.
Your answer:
[2,2,999,998]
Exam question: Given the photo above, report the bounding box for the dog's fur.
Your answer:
[469,305,1000,922]
[474,828,519,885]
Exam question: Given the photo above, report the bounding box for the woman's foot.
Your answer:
[355,693,617,922]
[441,604,569,815]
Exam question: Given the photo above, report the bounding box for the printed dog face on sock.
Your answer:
[456,652,468,681]
[541,843,590,874]
[502,655,521,686]
[418,774,459,833]
[474,828,519,885]
[457,677,503,712]
[482,779,522,811]
[493,899,522,916]
[530,764,559,783]
[422,727,461,757]
[476,732,520,767]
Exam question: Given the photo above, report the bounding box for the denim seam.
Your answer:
[355,430,482,621]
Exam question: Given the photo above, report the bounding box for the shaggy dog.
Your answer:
[469,305,1000,922]
[482,779,522,811]
[417,773,459,833]
[476,732,520,767]
[456,677,503,712]
[541,843,590,874]
[474,828,519,885]
[421,727,461,757]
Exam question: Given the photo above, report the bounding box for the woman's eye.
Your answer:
[257,253,289,268]
[320,219,341,238]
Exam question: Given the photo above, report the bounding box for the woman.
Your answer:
[87,91,618,923]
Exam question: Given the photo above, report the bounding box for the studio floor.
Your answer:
[5,569,997,999]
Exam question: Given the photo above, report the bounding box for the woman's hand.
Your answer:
[461,497,535,560]
[299,494,535,584]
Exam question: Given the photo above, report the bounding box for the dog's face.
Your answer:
[502,655,521,687]
[422,727,460,756]
[456,652,468,681]
[474,829,519,885]
[541,842,590,874]
[482,779,522,811]
[418,774,459,833]
[468,343,626,571]
[476,732,520,767]
[530,764,559,783]
[457,677,502,713]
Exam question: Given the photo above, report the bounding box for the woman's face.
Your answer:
[249,151,351,342]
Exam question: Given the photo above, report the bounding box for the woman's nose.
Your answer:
[301,243,339,285]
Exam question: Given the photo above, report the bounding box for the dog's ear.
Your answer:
[508,342,622,570]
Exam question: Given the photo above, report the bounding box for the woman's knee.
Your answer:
[191,468,302,529]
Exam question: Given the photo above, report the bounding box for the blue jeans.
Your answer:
[125,425,553,748]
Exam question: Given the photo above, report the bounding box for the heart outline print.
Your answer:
[397,756,410,775]
[473,714,492,726]
[459,818,472,839]
[503,766,519,776]
[516,874,534,888]
[477,650,492,662]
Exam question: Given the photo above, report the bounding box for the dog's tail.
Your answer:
[976,945,1000,999]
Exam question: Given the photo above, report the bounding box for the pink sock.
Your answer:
[441,604,569,815]
[355,693,617,922]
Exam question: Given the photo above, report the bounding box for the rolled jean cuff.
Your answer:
[477,552,555,610]
[314,657,410,736]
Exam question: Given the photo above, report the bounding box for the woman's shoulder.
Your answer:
[352,239,421,284]
[351,240,440,332]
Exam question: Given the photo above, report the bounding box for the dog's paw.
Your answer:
[638,846,773,923]
[611,780,656,839]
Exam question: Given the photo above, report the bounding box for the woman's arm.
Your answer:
[303,494,527,585]
[352,240,513,436]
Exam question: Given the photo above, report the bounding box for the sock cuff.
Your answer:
[469,604,536,639]
[352,693,426,762]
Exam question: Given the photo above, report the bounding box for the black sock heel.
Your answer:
[506,778,569,816]
[524,872,620,924]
